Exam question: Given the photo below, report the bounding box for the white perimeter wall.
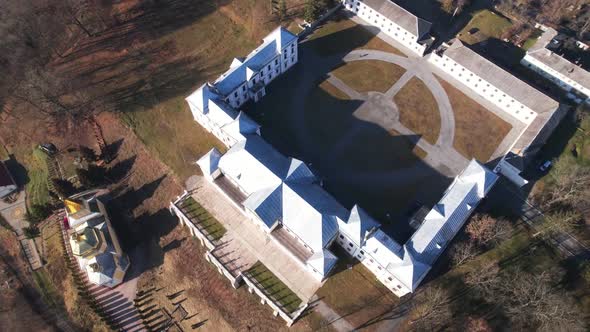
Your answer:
[522,55,590,98]
[341,0,427,55]
[429,52,537,125]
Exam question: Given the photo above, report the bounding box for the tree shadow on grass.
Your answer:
[106,155,136,183]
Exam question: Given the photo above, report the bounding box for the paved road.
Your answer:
[485,177,590,262]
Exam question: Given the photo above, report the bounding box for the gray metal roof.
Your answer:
[444,40,558,114]
[361,0,431,38]
[442,40,563,155]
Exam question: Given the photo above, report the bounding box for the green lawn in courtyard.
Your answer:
[246,261,302,314]
[458,10,513,45]
[177,196,227,241]
[331,60,406,93]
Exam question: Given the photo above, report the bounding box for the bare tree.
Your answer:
[539,209,582,236]
[497,269,585,331]
[408,285,451,331]
[464,316,492,332]
[450,240,479,266]
[463,260,501,296]
[466,214,512,246]
[540,157,590,209]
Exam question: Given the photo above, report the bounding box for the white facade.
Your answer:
[523,55,590,103]
[340,0,432,55]
[428,40,563,158]
[521,27,590,103]
[186,26,298,149]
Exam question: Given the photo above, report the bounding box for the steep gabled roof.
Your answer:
[386,245,430,291]
[307,249,338,276]
[444,40,558,115]
[214,39,281,95]
[186,83,218,113]
[221,112,260,143]
[281,183,342,251]
[339,205,380,246]
[218,135,289,195]
[243,185,283,228]
[285,158,316,184]
[364,229,404,265]
[264,26,298,50]
[196,148,222,176]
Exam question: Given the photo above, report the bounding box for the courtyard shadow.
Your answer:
[244,44,452,243]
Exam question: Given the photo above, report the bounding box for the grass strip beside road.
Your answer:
[25,148,51,208]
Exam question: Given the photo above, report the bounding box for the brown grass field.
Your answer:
[332,60,406,94]
[438,78,512,162]
[315,250,399,328]
[394,77,441,145]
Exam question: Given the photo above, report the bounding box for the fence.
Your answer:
[241,273,308,327]
[205,251,242,289]
[169,191,216,251]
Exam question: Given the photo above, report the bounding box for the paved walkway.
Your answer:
[331,49,469,176]
[313,299,355,332]
[188,176,322,302]
[1,190,45,270]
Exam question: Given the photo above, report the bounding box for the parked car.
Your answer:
[39,143,57,155]
[539,160,552,172]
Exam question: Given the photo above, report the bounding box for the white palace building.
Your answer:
[183,26,499,297]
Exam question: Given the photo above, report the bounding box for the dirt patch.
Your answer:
[437,78,512,162]
[0,228,54,332]
[394,77,441,145]
[136,226,316,331]
[332,60,406,93]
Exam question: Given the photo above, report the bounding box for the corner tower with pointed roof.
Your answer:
[186,26,298,149]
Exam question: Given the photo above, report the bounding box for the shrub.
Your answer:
[79,145,97,162]
[26,203,52,224]
[76,165,105,188]
[23,226,40,238]
[52,178,75,198]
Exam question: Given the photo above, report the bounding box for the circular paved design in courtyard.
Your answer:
[343,50,456,152]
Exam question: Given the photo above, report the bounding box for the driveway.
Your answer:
[0,190,27,235]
